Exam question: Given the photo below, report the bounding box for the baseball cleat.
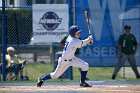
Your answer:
[112,75,116,80]
[85,77,90,80]
[37,77,44,87]
[80,82,92,87]
[137,76,140,79]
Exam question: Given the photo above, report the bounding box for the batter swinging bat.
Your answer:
[85,11,91,35]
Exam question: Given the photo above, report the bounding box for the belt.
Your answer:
[60,57,72,61]
[64,59,72,61]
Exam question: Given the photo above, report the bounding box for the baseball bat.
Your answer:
[85,11,91,35]
[85,11,93,44]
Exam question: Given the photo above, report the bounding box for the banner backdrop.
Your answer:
[32,4,69,44]
[75,0,140,66]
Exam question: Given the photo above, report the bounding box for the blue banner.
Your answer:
[75,0,140,67]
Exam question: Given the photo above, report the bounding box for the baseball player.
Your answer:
[112,25,140,79]
[37,25,93,87]
[60,36,90,80]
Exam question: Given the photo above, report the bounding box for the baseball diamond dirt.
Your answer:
[0,81,140,93]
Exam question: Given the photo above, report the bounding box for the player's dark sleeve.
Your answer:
[133,35,137,46]
[134,40,137,46]
[60,36,68,45]
[75,48,80,55]
[118,35,123,46]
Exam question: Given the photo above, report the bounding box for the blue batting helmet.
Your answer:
[69,25,81,37]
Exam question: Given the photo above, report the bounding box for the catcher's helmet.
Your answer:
[69,25,81,37]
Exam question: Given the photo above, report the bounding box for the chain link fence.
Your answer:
[0,0,69,81]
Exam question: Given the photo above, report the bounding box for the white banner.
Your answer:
[31,4,69,44]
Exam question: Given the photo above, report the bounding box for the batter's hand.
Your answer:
[88,35,93,44]
[88,35,93,40]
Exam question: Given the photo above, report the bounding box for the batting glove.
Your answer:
[88,35,93,40]
[88,35,93,44]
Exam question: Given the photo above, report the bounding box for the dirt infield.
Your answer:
[0,83,140,93]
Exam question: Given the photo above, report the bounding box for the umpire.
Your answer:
[112,25,140,79]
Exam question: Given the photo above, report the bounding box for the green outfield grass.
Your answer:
[24,63,140,82]
[1,63,139,82]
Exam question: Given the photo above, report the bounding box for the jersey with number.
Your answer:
[61,36,82,59]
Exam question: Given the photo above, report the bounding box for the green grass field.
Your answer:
[24,63,140,82]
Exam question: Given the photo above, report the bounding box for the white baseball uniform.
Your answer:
[50,35,89,79]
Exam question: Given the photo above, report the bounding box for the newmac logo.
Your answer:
[39,11,62,31]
